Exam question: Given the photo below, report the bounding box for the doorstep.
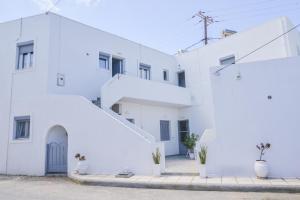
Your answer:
[69,173,300,193]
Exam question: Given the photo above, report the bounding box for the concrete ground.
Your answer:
[0,176,300,200]
[165,155,198,174]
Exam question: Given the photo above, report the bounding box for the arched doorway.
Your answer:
[46,125,68,174]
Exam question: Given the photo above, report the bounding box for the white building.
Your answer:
[0,12,299,177]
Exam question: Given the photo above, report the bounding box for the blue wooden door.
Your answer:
[46,142,67,173]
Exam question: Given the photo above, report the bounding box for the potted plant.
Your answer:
[198,145,207,178]
[255,143,271,179]
[75,153,88,175]
[152,148,161,177]
[183,133,199,159]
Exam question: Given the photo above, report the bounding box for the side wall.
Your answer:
[209,56,300,177]
[7,95,154,176]
[176,17,300,137]
[119,101,180,156]
[0,14,50,174]
[47,13,178,100]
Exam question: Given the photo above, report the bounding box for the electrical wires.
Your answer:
[214,23,300,75]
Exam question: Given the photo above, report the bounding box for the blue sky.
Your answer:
[1,0,299,54]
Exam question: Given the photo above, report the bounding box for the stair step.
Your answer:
[162,172,199,176]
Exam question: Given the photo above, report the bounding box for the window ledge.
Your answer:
[10,138,32,144]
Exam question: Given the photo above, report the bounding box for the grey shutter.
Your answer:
[19,43,34,54]
[160,120,170,141]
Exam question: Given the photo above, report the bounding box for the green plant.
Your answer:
[256,143,271,161]
[183,133,199,151]
[152,148,161,164]
[198,146,207,165]
[75,153,86,161]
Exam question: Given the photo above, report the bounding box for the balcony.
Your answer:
[101,74,192,108]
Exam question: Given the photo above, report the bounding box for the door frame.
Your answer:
[112,56,125,77]
[177,70,186,87]
[178,119,190,155]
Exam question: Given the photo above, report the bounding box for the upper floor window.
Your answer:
[220,55,235,65]
[111,103,121,115]
[14,116,30,140]
[178,71,186,88]
[139,64,151,80]
[17,42,34,70]
[163,69,169,81]
[99,53,110,70]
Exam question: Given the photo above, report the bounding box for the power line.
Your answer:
[214,1,300,18]
[207,0,296,14]
[46,0,62,13]
[220,7,300,22]
[214,24,300,75]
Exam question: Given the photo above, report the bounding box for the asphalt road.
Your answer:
[0,176,300,200]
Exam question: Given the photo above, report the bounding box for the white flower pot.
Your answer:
[187,149,195,160]
[199,164,206,178]
[254,160,269,179]
[189,152,195,160]
[76,161,88,175]
[153,164,161,177]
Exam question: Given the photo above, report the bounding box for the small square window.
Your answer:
[17,43,34,70]
[14,116,30,140]
[139,64,151,80]
[163,70,169,81]
[111,104,121,115]
[220,55,235,65]
[99,53,110,69]
[127,118,135,124]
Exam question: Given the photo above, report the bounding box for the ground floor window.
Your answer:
[14,116,30,140]
[160,120,170,141]
[111,104,121,115]
[127,118,135,124]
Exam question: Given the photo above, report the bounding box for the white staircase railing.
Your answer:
[102,106,156,144]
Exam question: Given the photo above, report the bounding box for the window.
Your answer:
[220,55,235,65]
[99,53,110,69]
[112,57,124,77]
[160,120,170,141]
[127,118,135,124]
[17,43,34,70]
[14,116,30,140]
[139,64,151,80]
[178,71,186,87]
[163,70,169,81]
[111,104,121,115]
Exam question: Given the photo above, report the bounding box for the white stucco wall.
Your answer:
[1,12,300,177]
[47,13,178,100]
[120,100,180,156]
[209,56,300,178]
[6,95,155,176]
[0,14,51,174]
[176,16,300,138]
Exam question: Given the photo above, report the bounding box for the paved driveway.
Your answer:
[0,176,300,200]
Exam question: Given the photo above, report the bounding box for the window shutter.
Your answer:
[19,44,33,54]
[160,120,170,141]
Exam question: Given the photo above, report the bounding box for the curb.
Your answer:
[69,176,300,193]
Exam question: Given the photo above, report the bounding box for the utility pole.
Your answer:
[192,11,218,45]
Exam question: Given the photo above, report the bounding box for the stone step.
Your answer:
[162,172,199,176]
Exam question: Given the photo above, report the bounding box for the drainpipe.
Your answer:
[5,17,23,174]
